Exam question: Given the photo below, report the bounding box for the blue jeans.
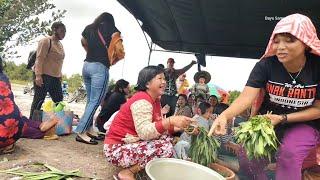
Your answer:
[75,61,109,133]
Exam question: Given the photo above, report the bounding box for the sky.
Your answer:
[13,0,259,91]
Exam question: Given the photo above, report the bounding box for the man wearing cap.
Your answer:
[161,58,197,116]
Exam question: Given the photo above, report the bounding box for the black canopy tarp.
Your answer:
[117,0,320,59]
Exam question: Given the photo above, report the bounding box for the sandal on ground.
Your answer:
[43,134,59,140]
[0,143,15,154]
[75,135,98,145]
[87,132,105,141]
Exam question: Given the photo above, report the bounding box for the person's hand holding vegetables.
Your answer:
[169,116,194,129]
[264,113,286,125]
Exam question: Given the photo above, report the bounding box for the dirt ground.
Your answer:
[0,84,119,180]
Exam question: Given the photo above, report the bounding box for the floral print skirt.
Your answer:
[104,134,174,168]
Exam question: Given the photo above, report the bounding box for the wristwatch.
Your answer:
[280,114,288,124]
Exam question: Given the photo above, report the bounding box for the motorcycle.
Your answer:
[68,84,87,103]
[23,83,34,96]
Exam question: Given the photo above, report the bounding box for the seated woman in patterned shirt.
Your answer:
[104,66,194,180]
[0,57,26,154]
[174,94,193,118]
[0,57,59,154]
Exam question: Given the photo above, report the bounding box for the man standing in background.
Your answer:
[161,58,196,116]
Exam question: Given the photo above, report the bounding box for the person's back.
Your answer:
[96,91,126,132]
[75,12,122,145]
[96,79,129,132]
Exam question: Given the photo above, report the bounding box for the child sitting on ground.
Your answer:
[174,102,213,160]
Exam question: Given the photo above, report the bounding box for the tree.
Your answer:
[228,90,241,104]
[66,74,83,93]
[0,0,66,58]
[4,61,33,81]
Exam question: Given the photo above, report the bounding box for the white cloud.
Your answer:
[12,0,258,91]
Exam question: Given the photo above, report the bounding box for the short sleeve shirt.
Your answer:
[246,53,320,130]
[82,23,119,68]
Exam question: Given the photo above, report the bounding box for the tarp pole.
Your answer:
[147,42,153,65]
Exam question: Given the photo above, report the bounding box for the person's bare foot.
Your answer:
[40,118,59,132]
[118,169,135,180]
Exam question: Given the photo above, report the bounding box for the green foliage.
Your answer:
[108,79,116,92]
[3,61,82,93]
[0,0,66,58]
[228,90,241,104]
[65,74,82,93]
[4,61,33,81]
[234,115,279,161]
[189,127,220,166]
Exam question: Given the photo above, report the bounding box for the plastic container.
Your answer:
[146,158,224,180]
[54,102,66,112]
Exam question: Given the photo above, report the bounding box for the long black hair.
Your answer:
[135,66,164,91]
[92,12,116,29]
[115,79,129,93]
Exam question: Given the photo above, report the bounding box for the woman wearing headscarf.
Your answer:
[104,66,193,180]
[75,12,120,144]
[209,13,320,179]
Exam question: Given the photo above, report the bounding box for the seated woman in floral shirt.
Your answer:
[0,57,59,154]
[104,66,194,180]
[0,57,25,154]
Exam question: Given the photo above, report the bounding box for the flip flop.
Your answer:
[75,135,98,145]
[43,134,59,140]
[87,133,105,141]
[0,144,15,154]
[113,174,120,180]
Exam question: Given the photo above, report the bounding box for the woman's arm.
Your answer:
[208,86,260,135]
[81,37,88,52]
[221,86,260,121]
[266,100,320,125]
[131,100,193,140]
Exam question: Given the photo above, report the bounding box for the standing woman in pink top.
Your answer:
[104,66,193,180]
[209,14,320,179]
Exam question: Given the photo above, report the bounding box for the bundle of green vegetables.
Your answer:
[189,127,220,166]
[0,163,86,180]
[234,115,279,161]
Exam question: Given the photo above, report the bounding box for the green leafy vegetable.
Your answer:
[189,127,220,166]
[234,115,279,161]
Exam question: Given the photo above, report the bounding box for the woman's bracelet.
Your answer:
[280,114,288,124]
